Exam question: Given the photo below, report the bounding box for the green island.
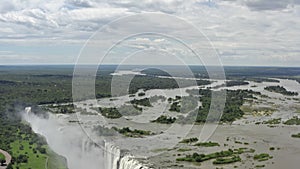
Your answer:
[150,115,176,124]
[169,101,181,112]
[283,116,300,125]
[130,98,152,107]
[112,127,153,138]
[262,118,281,125]
[179,138,199,144]
[264,86,298,96]
[291,133,300,138]
[214,80,249,88]
[184,89,260,123]
[43,104,75,114]
[99,107,122,119]
[176,148,254,165]
[253,153,273,162]
[194,141,220,147]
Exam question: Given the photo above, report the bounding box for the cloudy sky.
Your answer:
[0,0,299,66]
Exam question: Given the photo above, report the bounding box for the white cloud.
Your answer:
[0,0,299,66]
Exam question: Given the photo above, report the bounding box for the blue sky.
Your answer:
[0,0,299,66]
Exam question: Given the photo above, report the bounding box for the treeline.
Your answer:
[264,86,298,96]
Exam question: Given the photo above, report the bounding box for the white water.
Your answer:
[23,107,149,169]
[119,156,149,169]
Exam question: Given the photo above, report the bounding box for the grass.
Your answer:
[47,148,68,169]
[0,153,5,161]
[10,139,68,169]
[11,139,47,169]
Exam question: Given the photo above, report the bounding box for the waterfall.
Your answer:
[104,142,121,169]
[119,156,150,169]
[23,107,151,169]
[104,142,152,169]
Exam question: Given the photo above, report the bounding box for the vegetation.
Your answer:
[177,148,192,152]
[291,133,300,138]
[183,89,260,123]
[0,65,299,168]
[99,107,122,119]
[130,98,152,107]
[262,118,281,125]
[283,116,300,125]
[179,138,198,144]
[176,149,241,165]
[253,153,272,162]
[169,101,181,112]
[214,80,249,88]
[168,96,198,113]
[213,155,241,165]
[226,80,249,87]
[194,141,220,147]
[43,104,75,114]
[137,92,145,97]
[113,127,153,138]
[264,86,298,96]
[0,153,5,166]
[151,115,176,124]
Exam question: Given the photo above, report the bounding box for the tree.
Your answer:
[1,159,6,166]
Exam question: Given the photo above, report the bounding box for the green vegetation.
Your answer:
[113,127,153,138]
[43,104,75,114]
[179,138,198,144]
[245,78,280,83]
[151,115,176,124]
[283,116,300,125]
[99,107,122,119]
[226,80,249,87]
[176,149,243,165]
[213,155,241,165]
[183,89,260,123]
[130,98,152,107]
[264,86,298,96]
[262,118,281,125]
[214,80,249,88]
[9,134,67,169]
[255,164,266,168]
[177,148,192,152]
[169,96,198,113]
[291,133,300,138]
[194,141,220,147]
[137,92,145,96]
[169,101,180,112]
[0,153,5,165]
[253,153,272,162]
[98,105,142,118]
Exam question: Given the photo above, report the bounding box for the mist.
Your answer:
[22,107,106,169]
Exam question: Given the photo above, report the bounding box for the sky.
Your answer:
[0,0,299,66]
